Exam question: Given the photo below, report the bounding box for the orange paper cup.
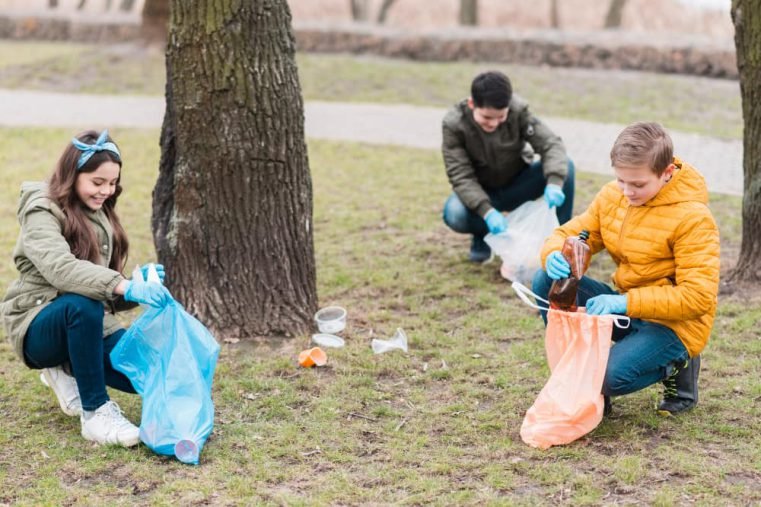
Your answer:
[298,347,327,368]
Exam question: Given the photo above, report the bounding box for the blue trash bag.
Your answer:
[110,283,220,465]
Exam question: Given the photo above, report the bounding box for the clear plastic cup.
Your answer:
[175,439,199,464]
[314,306,347,334]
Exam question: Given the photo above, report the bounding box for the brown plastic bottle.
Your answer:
[548,230,591,312]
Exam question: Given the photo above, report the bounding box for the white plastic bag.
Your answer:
[484,198,559,284]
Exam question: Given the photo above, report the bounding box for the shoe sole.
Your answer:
[40,371,81,417]
[657,404,697,417]
[81,428,140,448]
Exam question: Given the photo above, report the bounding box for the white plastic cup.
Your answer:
[314,306,347,334]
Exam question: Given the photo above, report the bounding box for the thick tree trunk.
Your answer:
[141,0,169,43]
[604,0,628,28]
[459,0,478,26]
[153,0,317,338]
[730,0,761,282]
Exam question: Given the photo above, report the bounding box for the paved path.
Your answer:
[0,88,742,196]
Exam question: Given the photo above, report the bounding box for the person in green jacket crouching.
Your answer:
[441,70,575,262]
[1,130,173,447]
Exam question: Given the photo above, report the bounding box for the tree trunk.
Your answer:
[604,0,628,28]
[730,0,761,282]
[459,0,478,26]
[376,0,397,24]
[550,0,560,28]
[153,0,317,339]
[141,0,170,43]
[120,0,136,11]
[350,0,371,21]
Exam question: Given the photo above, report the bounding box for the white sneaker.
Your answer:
[81,400,140,447]
[40,366,82,417]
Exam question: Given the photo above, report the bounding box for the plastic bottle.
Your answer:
[548,230,591,312]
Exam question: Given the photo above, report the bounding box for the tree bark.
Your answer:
[141,0,170,43]
[153,0,317,338]
[730,0,761,282]
[604,0,628,28]
[459,0,478,26]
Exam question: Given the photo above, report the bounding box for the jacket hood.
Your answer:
[646,157,709,207]
[17,181,51,219]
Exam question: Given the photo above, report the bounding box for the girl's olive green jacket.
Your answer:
[1,182,129,365]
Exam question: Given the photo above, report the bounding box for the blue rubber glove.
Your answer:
[586,294,628,316]
[545,250,571,280]
[124,279,173,308]
[484,209,508,234]
[140,263,165,283]
[544,184,566,209]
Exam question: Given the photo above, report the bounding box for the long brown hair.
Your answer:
[47,130,129,272]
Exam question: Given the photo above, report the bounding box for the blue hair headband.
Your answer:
[71,129,121,170]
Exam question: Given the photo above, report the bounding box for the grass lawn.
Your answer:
[0,40,743,140]
[0,127,758,505]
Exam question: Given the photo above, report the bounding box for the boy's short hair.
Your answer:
[610,122,674,175]
[471,71,512,109]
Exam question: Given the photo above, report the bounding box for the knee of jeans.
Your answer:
[531,268,552,299]
[567,158,576,177]
[442,194,471,233]
[61,294,104,324]
[602,364,636,396]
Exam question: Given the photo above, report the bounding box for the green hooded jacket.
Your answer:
[1,182,130,364]
[442,95,569,217]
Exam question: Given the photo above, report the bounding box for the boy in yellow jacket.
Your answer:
[532,122,720,415]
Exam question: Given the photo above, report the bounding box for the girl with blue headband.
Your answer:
[1,129,173,447]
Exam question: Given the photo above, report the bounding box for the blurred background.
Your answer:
[0,0,733,37]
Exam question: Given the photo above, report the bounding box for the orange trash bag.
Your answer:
[512,282,630,449]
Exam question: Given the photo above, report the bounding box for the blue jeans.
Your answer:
[442,159,575,238]
[532,270,689,397]
[23,294,136,411]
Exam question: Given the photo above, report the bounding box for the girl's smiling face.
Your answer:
[614,163,675,206]
[75,161,121,211]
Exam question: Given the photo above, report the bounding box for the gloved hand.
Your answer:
[139,263,165,283]
[124,278,173,308]
[544,184,566,209]
[484,209,508,234]
[586,294,628,316]
[545,250,571,280]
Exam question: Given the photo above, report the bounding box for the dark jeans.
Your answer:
[442,159,575,238]
[23,294,136,411]
[532,269,689,397]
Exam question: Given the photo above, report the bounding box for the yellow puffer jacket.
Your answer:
[540,158,720,357]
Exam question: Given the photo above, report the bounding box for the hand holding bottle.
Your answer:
[545,250,571,280]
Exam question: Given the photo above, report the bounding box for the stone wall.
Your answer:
[294,23,738,80]
[0,14,139,42]
[0,14,738,79]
